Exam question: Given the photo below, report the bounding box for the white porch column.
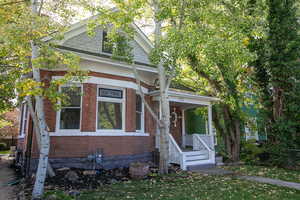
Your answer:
[208,103,213,136]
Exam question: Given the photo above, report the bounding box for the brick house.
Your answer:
[17,19,219,173]
[0,109,20,148]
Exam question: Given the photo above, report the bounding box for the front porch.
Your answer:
[150,89,219,170]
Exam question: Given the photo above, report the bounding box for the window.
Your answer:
[136,94,144,132]
[59,86,82,130]
[102,31,113,54]
[19,104,28,137]
[102,31,128,56]
[97,87,124,130]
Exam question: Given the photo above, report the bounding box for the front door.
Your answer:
[170,106,182,146]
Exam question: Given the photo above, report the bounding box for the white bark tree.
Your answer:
[1,0,85,198]
[30,2,51,198]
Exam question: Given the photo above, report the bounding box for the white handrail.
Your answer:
[193,134,215,164]
[168,134,183,153]
[195,135,213,151]
[168,134,185,169]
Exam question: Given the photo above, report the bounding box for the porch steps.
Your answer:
[168,134,215,171]
[183,150,213,170]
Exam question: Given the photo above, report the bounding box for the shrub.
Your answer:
[0,142,7,151]
[240,139,264,164]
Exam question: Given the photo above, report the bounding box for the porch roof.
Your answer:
[149,89,219,106]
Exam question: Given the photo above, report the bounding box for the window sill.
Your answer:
[49,131,150,137]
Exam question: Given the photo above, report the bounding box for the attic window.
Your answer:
[102,31,128,56]
[102,31,113,54]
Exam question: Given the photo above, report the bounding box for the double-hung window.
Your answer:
[59,86,82,130]
[135,94,144,132]
[97,87,124,131]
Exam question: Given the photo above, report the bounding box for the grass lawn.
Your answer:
[45,172,300,200]
[0,150,10,154]
[223,165,300,183]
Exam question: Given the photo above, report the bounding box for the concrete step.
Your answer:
[187,163,215,171]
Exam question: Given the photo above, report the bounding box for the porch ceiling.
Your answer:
[149,89,219,106]
[170,101,206,109]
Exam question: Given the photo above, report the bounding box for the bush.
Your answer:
[240,139,264,164]
[44,191,74,200]
[0,142,7,151]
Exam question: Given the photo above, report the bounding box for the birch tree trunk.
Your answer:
[27,97,55,178]
[31,0,51,198]
[153,2,170,174]
[158,63,170,174]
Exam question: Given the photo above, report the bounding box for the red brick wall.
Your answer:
[31,136,154,158]
[145,96,157,136]
[81,83,97,132]
[29,70,158,159]
[125,88,136,132]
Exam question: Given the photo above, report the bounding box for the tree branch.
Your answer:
[38,0,44,16]
[188,55,224,93]
[132,64,162,127]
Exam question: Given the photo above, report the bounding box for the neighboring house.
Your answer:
[0,109,20,147]
[17,18,218,173]
[242,105,267,142]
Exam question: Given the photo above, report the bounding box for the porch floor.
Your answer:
[181,146,198,152]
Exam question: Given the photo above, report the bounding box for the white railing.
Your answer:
[192,134,215,163]
[168,134,185,169]
[163,134,215,170]
[192,134,208,151]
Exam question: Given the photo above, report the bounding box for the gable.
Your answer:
[62,27,151,65]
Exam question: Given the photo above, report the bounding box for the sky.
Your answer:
[48,0,155,38]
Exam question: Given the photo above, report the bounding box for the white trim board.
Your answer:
[149,90,219,106]
[56,49,158,74]
[49,131,150,137]
[52,76,149,93]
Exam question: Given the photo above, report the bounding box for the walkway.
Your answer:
[194,167,300,190]
[0,155,16,200]
[239,175,300,190]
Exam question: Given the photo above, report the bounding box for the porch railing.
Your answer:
[192,134,215,163]
[168,134,185,169]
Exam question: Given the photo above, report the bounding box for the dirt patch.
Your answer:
[0,155,17,200]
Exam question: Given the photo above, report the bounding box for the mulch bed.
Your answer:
[45,167,132,190]
[19,164,181,199]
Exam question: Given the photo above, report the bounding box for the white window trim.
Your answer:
[49,131,149,136]
[52,76,149,94]
[56,84,83,133]
[19,104,29,139]
[135,94,145,133]
[96,85,126,133]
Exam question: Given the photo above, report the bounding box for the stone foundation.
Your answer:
[28,152,153,173]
